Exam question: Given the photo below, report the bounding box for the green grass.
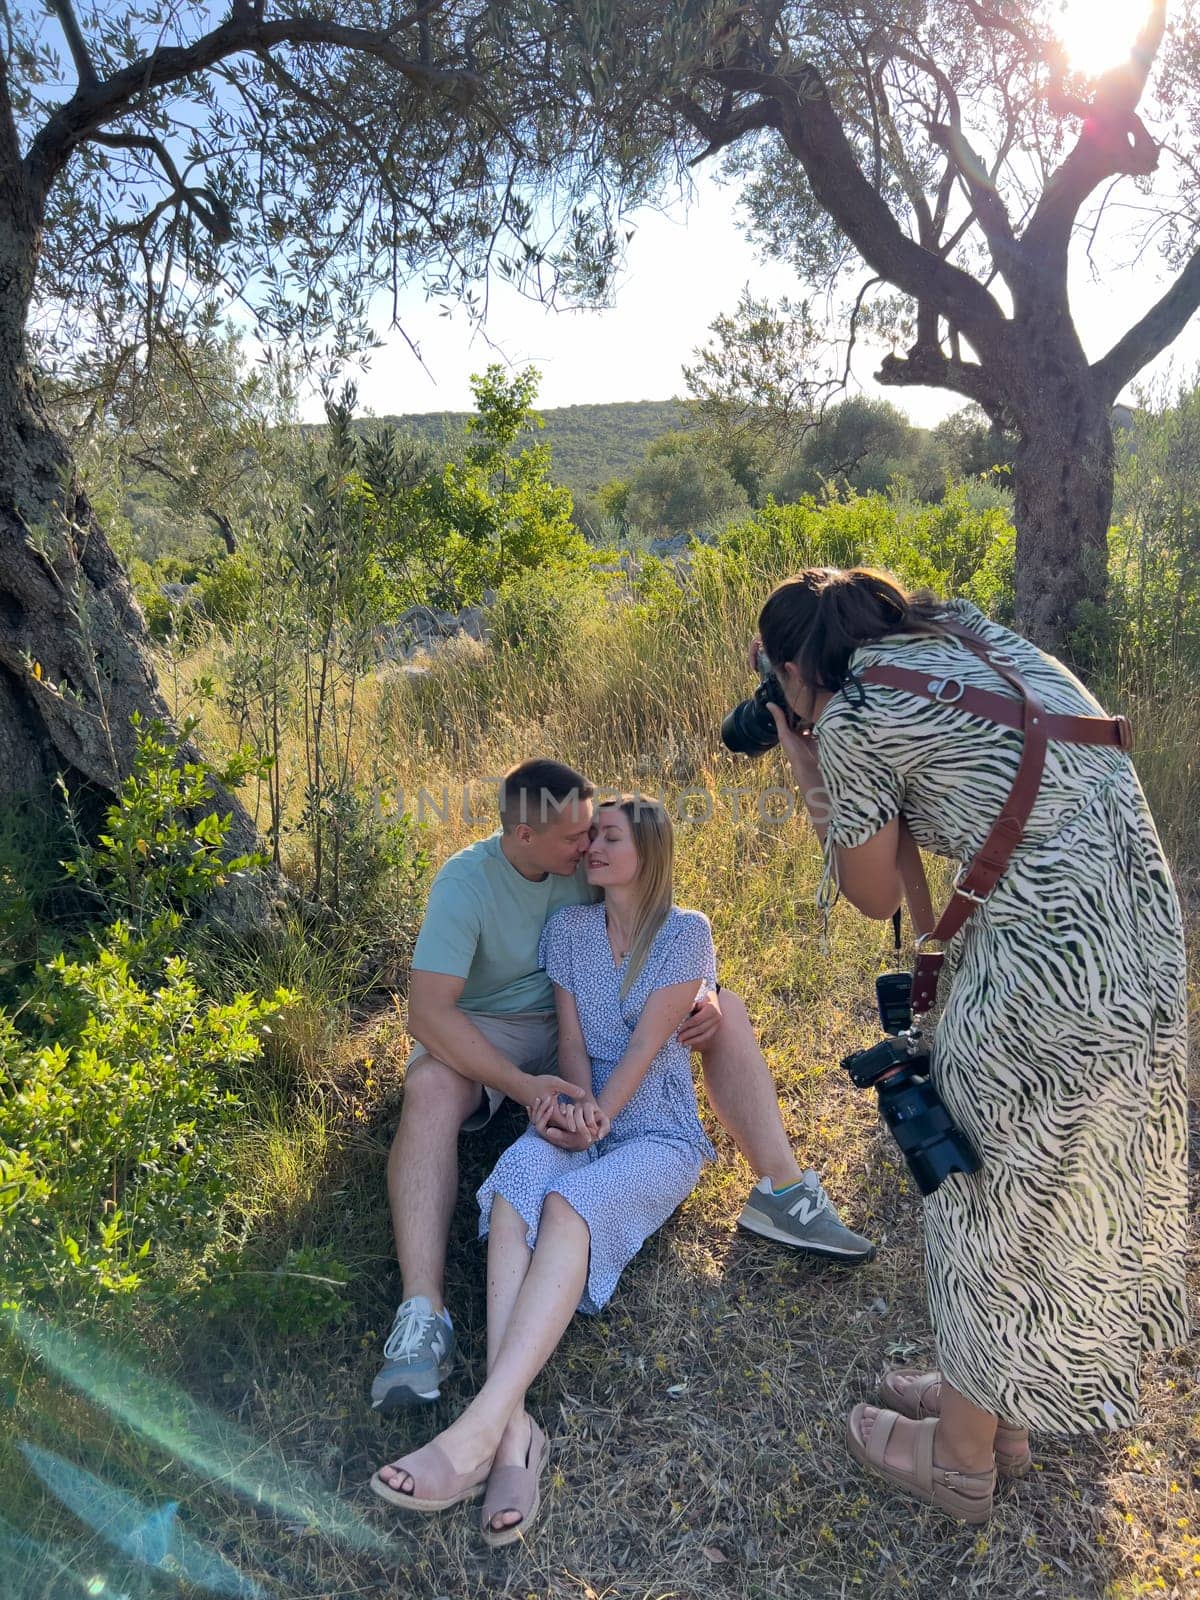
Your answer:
[3,557,1198,1600]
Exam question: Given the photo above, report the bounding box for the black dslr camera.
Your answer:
[842,973,982,1196]
[721,650,792,756]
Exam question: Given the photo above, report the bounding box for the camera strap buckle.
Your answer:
[952,865,993,905]
[926,676,965,704]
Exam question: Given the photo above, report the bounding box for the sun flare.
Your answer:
[1049,0,1154,79]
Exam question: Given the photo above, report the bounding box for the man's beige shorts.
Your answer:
[405,1009,559,1132]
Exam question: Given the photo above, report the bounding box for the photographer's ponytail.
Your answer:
[759,567,949,694]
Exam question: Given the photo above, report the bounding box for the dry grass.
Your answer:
[4,570,1199,1600]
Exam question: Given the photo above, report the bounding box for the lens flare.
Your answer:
[19,1443,262,1598]
[10,1307,396,1561]
[1050,0,1153,79]
[0,1512,130,1600]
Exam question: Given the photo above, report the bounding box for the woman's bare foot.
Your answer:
[882,1373,1031,1468]
[855,1405,993,1476]
[484,1411,534,1533]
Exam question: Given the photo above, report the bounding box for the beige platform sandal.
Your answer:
[847,1405,995,1525]
[480,1418,548,1549]
[369,1440,489,1513]
[880,1369,1033,1479]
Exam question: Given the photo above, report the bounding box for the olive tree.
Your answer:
[0,0,661,833]
[666,0,1200,647]
[5,1,1200,841]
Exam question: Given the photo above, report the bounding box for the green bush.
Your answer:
[487,562,612,672]
[714,484,1016,618]
[290,787,431,969]
[0,806,66,998]
[196,552,257,632]
[0,940,287,1297]
[61,714,267,969]
[199,1243,352,1342]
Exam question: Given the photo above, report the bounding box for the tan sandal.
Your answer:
[370,1440,489,1512]
[847,1404,995,1525]
[479,1418,548,1549]
[880,1369,1033,1479]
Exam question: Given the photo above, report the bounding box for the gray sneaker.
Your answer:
[737,1171,876,1263]
[370,1296,456,1410]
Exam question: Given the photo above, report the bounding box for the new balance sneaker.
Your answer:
[370,1296,456,1410]
[737,1171,876,1263]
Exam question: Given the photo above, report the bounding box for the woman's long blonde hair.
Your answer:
[599,795,674,998]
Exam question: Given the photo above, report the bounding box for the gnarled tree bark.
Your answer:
[0,171,259,860]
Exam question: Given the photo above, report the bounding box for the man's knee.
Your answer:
[697,988,751,1072]
[396,1055,480,1128]
[716,989,749,1031]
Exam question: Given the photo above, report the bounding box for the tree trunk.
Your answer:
[1007,347,1114,657]
[0,206,262,885]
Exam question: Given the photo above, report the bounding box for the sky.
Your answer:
[19,0,1198,431]
[304,162,1200,429]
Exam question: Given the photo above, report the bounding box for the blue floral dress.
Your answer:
[477,903,717,1313]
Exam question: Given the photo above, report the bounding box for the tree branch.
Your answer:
[892,44,1020,285]
[677,94,780,165]
[24,10,481,211]
[91,131,233,243]
[877,341,1005,424]
[48,0,98,89]
[1092,246,1200,400]
[0,29,20,177]
[693,65,1008,360]
[1021,1,1166,269]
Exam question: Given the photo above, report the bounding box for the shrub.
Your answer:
[0,940,288,1298]
[60,714,268,969]
[714,484,1016,619]
[198,1243,352,1342]
[196,552,257,632]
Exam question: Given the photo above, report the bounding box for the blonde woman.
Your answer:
[371,796,716,1544]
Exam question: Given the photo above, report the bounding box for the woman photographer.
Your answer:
[754,567,1188,1524]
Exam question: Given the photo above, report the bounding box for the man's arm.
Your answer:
[408,970,582,1107]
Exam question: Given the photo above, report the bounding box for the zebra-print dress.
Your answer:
[815,599,1190,1434]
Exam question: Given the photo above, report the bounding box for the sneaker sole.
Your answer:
[371,1382,443,1411]
[736,1211,876,1263]
[371,1362,453,1411]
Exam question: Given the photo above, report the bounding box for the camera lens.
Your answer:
[876,1077,982,1196]
[721,681,782,756]
[841,1041,982,1196]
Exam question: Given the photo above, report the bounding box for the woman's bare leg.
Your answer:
[482,1196,540,1530]
[376,1192,589,1500]
[888,1370,1030,1464]
[934,1383,998,1472]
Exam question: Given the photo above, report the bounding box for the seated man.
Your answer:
[373,758,874,1411]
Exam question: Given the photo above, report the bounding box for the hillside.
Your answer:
[367,397,694,497]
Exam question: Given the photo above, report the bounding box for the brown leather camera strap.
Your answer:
[856,619,1134,1016]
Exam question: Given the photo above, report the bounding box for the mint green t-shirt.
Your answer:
[410,832,596,1013]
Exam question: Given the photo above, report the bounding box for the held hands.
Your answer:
[530,1092,610,1151]
[530,1076,587,1108]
